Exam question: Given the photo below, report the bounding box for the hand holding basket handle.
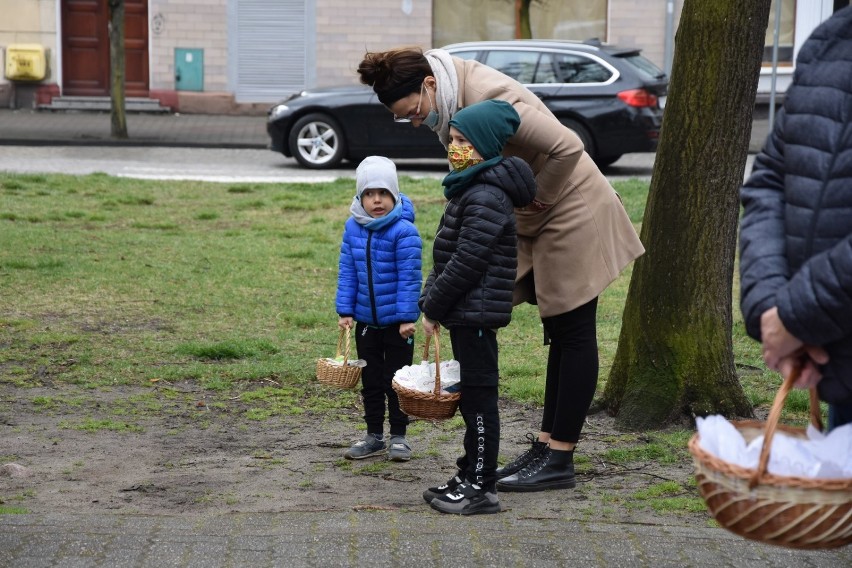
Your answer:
[750,365,824,489]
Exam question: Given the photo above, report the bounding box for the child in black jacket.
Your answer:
[419,99,536,515]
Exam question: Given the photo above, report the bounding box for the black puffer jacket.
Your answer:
[739,6,852,404]
[420,156,536,328]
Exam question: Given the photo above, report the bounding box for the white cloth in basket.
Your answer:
[696,415,852,478]
[394,359,460,394]
[320,357,366,368]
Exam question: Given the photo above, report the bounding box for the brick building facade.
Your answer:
[0,0,841,112]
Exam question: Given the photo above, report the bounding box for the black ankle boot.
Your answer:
[496,448,576,492]
[495,434,548,479]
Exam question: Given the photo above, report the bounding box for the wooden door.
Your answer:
[61,0,149,97]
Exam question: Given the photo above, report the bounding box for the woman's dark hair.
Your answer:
[357,47,432,106]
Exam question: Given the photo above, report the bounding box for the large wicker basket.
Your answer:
[688,369,852,549]
[316,327,361,389]
[392,329,460,420]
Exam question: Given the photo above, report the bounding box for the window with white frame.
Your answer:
[763,0,796,64]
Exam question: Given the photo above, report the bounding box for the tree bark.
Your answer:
[515,0,533,39]
[109,0,128,139]
[602,0,772,429]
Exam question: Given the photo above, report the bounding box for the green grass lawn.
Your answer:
[0,171,808,423]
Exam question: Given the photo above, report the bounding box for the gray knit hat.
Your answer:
[355,156,400,202]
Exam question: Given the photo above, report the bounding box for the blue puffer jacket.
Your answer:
[739,6,852,404]
[336,194,422,326]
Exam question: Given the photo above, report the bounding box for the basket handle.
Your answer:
[749,365,823,489]
[423,328,442,396]
[336,326,353,366]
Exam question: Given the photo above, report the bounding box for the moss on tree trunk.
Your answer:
[602,0,772,429]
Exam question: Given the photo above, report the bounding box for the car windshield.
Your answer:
[619,53,667,81]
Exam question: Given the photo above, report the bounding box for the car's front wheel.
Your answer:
[595,154,623,168]
[561,118,596,162]
[288,113,346,169]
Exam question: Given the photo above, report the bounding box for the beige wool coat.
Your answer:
[448,57,645,318]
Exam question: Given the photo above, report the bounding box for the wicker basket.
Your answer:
[392,329,460,420]
[688,368,852,549]
[316,327,362,389]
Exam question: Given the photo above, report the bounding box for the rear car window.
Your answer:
[553,53,612,84]
[618,53,667,81]
[482,50,539,83]
[449,50,479,61]
[533,53,559,83]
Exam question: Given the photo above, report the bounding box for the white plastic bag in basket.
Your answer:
[394,359,460,393]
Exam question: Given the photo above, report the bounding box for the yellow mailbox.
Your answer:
[5,44,46,81]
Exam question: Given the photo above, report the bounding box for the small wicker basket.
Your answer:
[316,327,361,389]
[689,368,852,549]
[392,329,460,420]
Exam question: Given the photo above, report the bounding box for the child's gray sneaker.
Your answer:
[343,433,386,460]
[388,435,411,462]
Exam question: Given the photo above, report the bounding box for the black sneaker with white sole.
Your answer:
[422,474,464,504]
[429,482,501,515]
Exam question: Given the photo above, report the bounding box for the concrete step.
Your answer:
[39,96,171,113]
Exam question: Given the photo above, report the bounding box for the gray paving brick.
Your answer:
[3,511,850,568]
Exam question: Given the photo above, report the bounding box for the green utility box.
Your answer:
[175,48,204,91]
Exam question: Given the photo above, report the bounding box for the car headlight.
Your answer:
[268,104,291,122]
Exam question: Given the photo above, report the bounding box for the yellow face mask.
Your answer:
[448,144,483,172]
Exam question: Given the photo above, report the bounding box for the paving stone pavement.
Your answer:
[1,511,850,567]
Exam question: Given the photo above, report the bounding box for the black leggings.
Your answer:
[540,297,599,444]
[354,322,412,436]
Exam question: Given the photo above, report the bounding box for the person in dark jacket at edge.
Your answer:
[419,99,536,515]
[739,5,852,430]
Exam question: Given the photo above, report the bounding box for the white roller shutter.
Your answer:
[232,0,309,103]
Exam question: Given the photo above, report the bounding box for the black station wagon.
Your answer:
[267,39,668,169]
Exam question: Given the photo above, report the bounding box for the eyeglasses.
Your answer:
[393,113,419,123]
[393,83,424,122]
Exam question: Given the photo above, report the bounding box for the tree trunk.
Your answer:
[109,0,128,139]
[516,0,533,39]
[602,0,771,429]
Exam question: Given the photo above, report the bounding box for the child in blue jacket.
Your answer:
[336,156,422,461]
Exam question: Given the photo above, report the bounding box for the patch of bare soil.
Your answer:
[0,381,708,525]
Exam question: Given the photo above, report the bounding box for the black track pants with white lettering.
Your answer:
[449,327,500,491]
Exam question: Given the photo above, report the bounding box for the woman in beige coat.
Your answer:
[358,47,644,495]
